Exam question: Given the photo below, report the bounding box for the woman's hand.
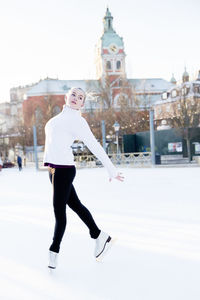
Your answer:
[109,172,124,182]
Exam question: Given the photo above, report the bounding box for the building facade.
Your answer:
[22,8,172,118]
[1,7,174,144]
[154,70,200,129]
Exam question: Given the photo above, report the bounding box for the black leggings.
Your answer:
[49,167,100,253]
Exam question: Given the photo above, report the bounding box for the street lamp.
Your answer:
[33,111,39,170]
[149,108,155,165]
[147,94,155,166]
[113,121,120,155]
[33,125,38,170]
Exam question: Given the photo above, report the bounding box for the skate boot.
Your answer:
[94,231,113,261]
[48,251,58,269]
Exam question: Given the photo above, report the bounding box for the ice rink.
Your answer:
[0,166,200,300]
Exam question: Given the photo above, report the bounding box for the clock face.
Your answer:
[109,44,118,53]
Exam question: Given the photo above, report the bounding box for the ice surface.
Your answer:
[0,166,200,300]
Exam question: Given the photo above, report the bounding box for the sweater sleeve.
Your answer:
[77,117,118,178]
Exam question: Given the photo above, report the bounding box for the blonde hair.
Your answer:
[65,87,86,103]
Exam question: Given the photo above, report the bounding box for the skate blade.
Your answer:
[48,268,54,274]
[48,265,56,273]
[96,237,117,262]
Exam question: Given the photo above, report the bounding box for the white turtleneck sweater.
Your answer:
[43,105,118,178]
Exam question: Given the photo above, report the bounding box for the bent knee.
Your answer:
[68,200,83,211]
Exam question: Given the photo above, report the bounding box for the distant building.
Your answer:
[22,8,172,123]
[154,69,200,128]
[1,7,173,135]
[0,102,20,134]
[0,82,37,135]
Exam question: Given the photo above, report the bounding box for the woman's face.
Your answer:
[66,88,85,110]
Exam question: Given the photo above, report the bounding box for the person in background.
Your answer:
[43,87,124,269]
[17,155,22,171]
[0,157,3,171]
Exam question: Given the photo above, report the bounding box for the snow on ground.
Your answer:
[0,165,200,300]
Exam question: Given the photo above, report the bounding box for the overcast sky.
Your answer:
[0,0,199,102]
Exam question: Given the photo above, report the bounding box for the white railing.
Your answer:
[74,152,152,168]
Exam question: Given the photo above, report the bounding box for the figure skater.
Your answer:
[43,87,124,269]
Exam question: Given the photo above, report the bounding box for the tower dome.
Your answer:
[95,8,126,80]
[101,7,124,48]
[170,73,177,85]
[182,67,189,83]
[196,70,200,81]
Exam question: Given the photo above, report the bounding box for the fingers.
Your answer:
[109,173,124,182]
[118,174,124,181]
[118,177,124,182]
[116,174,124,182]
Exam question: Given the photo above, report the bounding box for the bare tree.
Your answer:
[86,73,140,111]
[86,74,112,110]
[22,95,63,146]
[83,80,149,147]
[170,85,200,161]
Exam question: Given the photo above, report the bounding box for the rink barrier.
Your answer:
[74,152,152,168]
[35,152,151,170]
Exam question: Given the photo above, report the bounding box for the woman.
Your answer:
[43,87,124,269]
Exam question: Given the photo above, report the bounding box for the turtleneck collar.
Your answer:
[62,104,81,115]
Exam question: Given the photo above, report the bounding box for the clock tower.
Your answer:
[95,8,126,81]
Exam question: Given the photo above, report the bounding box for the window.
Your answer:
[52,106,61,116]
[35,107,43,126]
[106,61,111,70]
[181,87,185,96]
[116,61,121,70]
[162,92,168,100]
[171,89,177,98]
[193,85,200,93]
[181,87,189,96]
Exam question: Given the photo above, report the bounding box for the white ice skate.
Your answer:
[94,231,114,262]
[48,251,58,269]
